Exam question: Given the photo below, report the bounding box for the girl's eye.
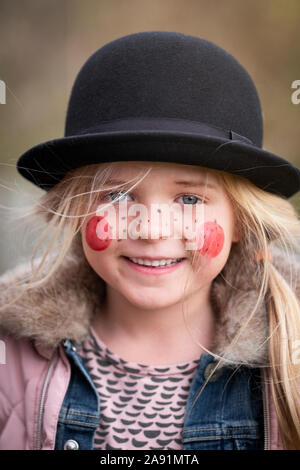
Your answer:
[103,190,133,202]
[177,194,206,205]
[102,191,206,205]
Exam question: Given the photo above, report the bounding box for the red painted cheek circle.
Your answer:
[85,216,112,251]
[196,221,225,258]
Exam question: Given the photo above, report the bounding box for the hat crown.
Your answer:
[65,31,263,147]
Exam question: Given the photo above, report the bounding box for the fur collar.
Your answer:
[0,236,299,367]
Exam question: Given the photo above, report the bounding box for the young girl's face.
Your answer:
[80,161,240,310]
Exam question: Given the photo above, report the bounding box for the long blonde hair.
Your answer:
[2,161,300,449]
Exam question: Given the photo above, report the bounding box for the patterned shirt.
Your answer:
[76,327,201,450]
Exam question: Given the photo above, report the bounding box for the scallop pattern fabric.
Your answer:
[77,327,201,450]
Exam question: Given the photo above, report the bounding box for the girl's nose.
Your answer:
[131,205,183,242]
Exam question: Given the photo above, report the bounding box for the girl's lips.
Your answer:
[122,256,186,275]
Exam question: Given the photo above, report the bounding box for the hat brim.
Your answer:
[16,131,300,198]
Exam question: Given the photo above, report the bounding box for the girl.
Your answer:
[1,31,300,451]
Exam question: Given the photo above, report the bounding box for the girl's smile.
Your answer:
[121,255,186,275]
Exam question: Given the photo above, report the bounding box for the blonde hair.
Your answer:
[2,161,300,449]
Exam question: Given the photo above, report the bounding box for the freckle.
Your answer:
[123,229,126,232]
[138,219,142,223]
[117,239,122,242]
[157,209,161,213]
[174,218,177,221]
[122,216,126,220]
[185,226,189,229]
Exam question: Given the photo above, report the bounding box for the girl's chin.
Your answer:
[122,292,183,310]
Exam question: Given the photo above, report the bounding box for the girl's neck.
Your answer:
[91,287,216,366]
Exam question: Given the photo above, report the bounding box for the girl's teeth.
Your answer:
[128,257,181,267]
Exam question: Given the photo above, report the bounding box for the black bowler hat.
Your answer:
[17,31,300,198]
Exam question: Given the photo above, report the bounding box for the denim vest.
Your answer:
[54,339,264,450]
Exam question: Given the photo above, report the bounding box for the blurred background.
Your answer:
[0,0,300,273]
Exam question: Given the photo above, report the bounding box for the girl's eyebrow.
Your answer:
[104,178,217,189]
[103,179,129,185]
[174,180,217,190]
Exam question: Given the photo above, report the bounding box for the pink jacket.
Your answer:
[0,237,297,450]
